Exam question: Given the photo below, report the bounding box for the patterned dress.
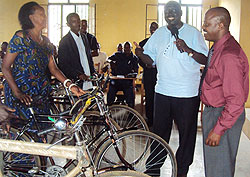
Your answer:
[4,30,53,119]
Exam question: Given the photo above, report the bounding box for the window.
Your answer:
[158,0,202,31]
[48,0,89,46]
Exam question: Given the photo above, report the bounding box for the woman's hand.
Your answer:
[70,85,85,97]
[14,90,32,105]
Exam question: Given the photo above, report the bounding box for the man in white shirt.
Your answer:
[134,1,208,177]
[58,13,96,90]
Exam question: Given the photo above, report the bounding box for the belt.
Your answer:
[205,104,215,108]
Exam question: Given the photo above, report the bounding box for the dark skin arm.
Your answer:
[205,130,221,146]
[133,42,154,66]
[2,52,32,105]
[78,73,90,81]
[2,52,85,106]
[48,55,85,96]
[175,39,208,65]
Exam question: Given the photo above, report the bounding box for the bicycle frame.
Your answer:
[2,75,135,175]
[0,138,91,177]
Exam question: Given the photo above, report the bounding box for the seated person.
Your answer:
[92,43,107,73]
[107,42,138,108]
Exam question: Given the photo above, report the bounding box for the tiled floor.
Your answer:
[133,93,250,177]
[165,126,250,177]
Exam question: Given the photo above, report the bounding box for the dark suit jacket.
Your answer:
[58,32,95,81]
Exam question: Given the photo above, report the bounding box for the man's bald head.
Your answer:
[206,7,231,30]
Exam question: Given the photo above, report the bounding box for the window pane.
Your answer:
[62,5,75,37]
[187,6,202,30]
[48,5,61,46]
[158,5,166,27]
[49,0,68,3]
[70,0,89,3]
[158,0,179,3]
[181,0,202,5]
[181,6,186,23]
[76,5,88,20]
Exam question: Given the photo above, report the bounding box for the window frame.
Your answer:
[48,1,90,46]
[157,0,203,31]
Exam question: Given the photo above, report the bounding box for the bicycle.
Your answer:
[0,82,177,176]
[0,137,150,177]
[49,73,149,132]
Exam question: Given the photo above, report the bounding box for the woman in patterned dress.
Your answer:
[2,1,85,119]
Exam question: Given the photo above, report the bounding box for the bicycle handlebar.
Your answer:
[37,127,56,136]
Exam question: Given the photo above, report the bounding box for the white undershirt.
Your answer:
[70,31,93,90]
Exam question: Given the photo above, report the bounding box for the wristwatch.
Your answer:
[188,50,194,57]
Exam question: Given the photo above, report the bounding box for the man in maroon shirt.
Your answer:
[201,7,249,177]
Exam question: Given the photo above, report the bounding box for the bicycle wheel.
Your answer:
[94,130,177,177]
[109,105,149,131]
[0,127,44,176]
[98,170,151,177]
[80,111,121,151]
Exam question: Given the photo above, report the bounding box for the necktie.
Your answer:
[199,47,214,95]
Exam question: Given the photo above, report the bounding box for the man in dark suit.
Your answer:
[58,13,95,90]
[80,19,99,57]
[138,22,158,127]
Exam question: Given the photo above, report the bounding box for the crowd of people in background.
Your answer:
[0,1,249,177]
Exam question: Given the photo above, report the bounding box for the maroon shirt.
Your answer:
[201,32,249,135]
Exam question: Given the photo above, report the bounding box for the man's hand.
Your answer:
[78,74,89,81]
[175,39,192,53]
[133,42,144,57]
[70,85,85,97]
[205,130,221,146]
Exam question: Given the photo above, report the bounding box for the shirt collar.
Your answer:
[165,23,186,34]
[70,30,81,38]
[213,32,231,51]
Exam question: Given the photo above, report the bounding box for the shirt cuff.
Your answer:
[212,122,226,135]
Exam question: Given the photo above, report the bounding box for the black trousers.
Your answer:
[107,79,135,108]
[143,68,157,125]
[147,93,200,175]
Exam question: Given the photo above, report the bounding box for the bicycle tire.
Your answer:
[54,111,127,173]
[80,111,121,150]
[0,127,44,176]
[94,130,177,177]
[98,170,151,177]
[109,105,149,131]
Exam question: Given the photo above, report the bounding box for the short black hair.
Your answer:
[164,1,181,12]
[117,43,123,48]
[1,42,8,46]
[210,7,231,29]
[81,19,87,24]
[18,1,41,30]
[124,41,132,48]
[66,13,79,23]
